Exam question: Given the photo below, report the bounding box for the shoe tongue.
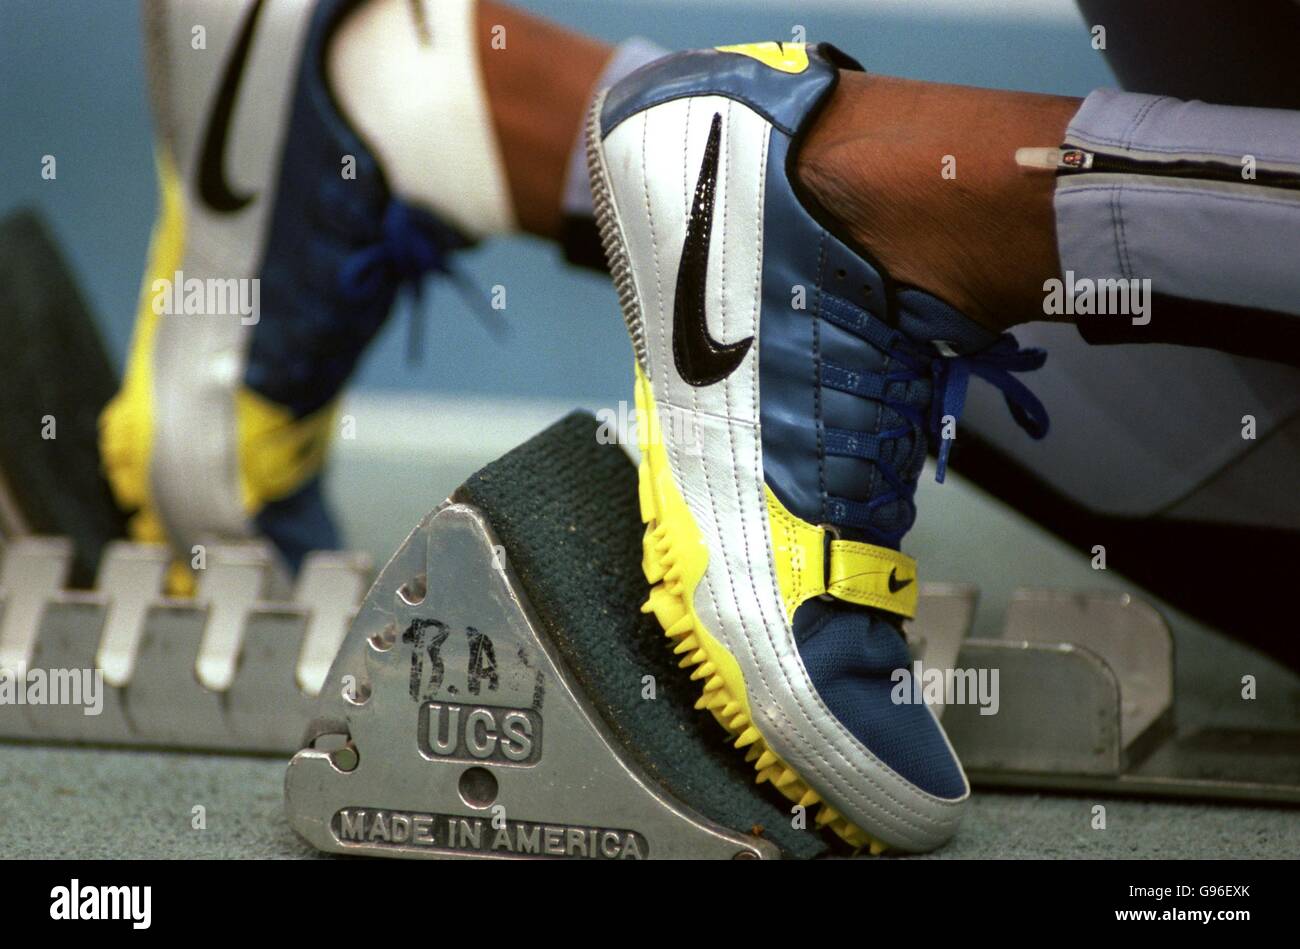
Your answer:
[894,287,999,355]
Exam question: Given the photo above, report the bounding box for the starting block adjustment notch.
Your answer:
[0,539,369,753]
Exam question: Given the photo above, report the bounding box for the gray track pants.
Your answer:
[964,0,1300,525]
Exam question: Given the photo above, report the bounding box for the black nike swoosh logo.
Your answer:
[673,112,754,387]
[197,0,266,213]
[888,567,914,594]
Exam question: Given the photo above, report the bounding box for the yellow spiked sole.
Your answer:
[632,366,885,855]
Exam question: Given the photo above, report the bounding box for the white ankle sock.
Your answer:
[561,37,668,219]
[327,0,516,237]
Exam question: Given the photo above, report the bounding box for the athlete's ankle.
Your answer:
[795,71,1079,332]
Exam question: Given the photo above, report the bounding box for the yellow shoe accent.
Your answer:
[633,363,886,854]
[765,485,827,622]
[99,148,183,544]
[827,537,918,618]
[715,42,810,74]
[767,487,918,620]
[235,387,336,511]
[165,560,197,599]
[98,148,194,594]
[98,148,336,596]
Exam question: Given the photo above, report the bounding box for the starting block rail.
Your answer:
[0,536,369,753]
[2,412,1297,860]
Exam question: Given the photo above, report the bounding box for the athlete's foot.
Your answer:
[795,71,1080,332]
[590,42,1051,852]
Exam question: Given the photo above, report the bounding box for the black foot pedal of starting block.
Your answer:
[0,208,126,585]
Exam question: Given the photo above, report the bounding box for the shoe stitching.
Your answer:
[699,103,733,645]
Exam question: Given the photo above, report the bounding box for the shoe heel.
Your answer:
[585,90,649,374]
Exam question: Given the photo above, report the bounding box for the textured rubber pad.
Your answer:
[0,209,127,584]
[456,412,829,859]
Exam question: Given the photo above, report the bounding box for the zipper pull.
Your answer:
[1014,146,1095,172]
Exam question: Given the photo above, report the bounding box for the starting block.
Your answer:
[282,413,1299,859]
[3,412,1296,858]
[283,499,784,859]
[942,591,1300,802]
[0,536,368,752]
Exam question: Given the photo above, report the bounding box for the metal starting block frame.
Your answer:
[0,536,368,752]
[2,452,1296,860]
[283,501,782,860]
[929,591,1300,804]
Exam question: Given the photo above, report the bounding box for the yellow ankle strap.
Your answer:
[766,486,918,620]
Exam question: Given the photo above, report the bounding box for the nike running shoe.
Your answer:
[101,0,492,584]
[587,42,1048,852]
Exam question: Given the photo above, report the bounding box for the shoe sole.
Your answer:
[586,91,884,854]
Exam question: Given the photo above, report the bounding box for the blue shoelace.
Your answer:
[818,292,1049,547]
[338,200,506,361]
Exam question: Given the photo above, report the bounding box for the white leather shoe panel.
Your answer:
[145,0,315,553]
[602,96,767,426]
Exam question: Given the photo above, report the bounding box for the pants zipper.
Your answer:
[1042,146,1300,190]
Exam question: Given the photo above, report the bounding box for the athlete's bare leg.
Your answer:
[476,1,611,238]
[797,72,1079,333]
